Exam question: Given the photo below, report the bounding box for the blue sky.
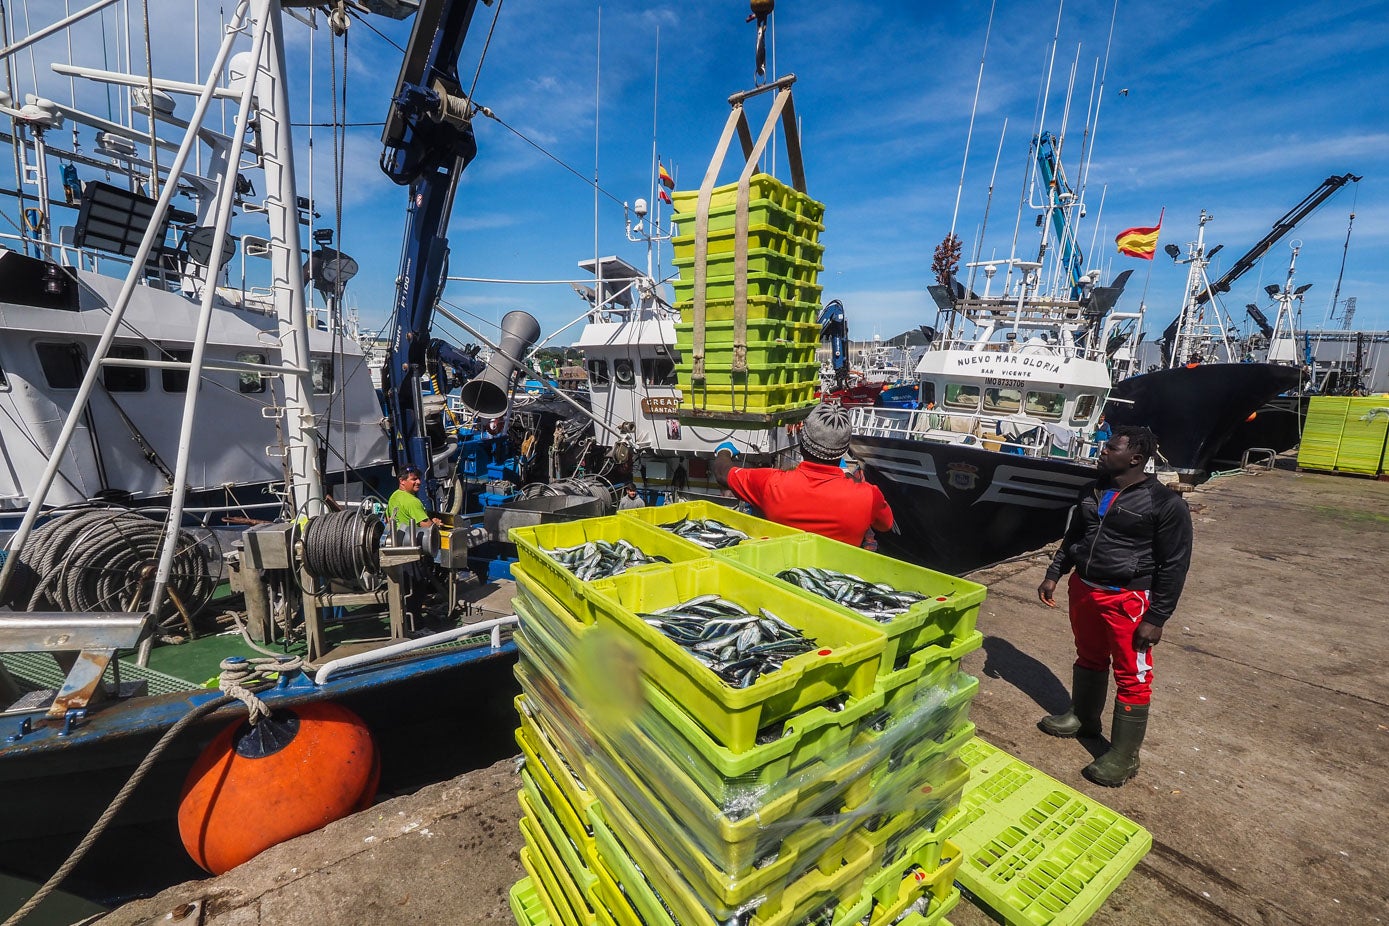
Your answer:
[15,0,1389,345]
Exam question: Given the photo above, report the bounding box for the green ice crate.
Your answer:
[591,797,877,926]
[619,499,804,549]
[521,806,597,924]
[673,246,823,285]
[517,707,597,857]
[676,293,819,324]
[677,378,820,415]
[842,722,973,815]
[586,558,887,752]
[521,786,598,913]
[672,222,825,262]
[671,173,799,212]
[587,849,646,926]
[1296,396,1349,472]
[521,846,582,926]
[946,737,1153,926]
[854,756,970,866]
[671,271,822,306]
[675,341,819,371]
[871,634,984,725]
[674,360,821,387]
[716,533,987,674]
[674,318,822,348]
[510,516,709,624]
[510,877,553,926]
[860,829,963,921]
[1334,396,1389,474]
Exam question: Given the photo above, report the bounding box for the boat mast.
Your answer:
[1167,211,1233,367]
[1266,243,1303,365]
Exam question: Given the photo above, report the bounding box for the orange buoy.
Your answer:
[178,701,379,874]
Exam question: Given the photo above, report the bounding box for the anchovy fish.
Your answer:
[639,595,817,688]
[657,516,751,549]
[775,567,927,622]
[540,538,669,581]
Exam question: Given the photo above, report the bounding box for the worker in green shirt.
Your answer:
[389,466,443,527]
[387,465,443,627]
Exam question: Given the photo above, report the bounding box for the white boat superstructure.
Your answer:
[853,258,1132,461]
[0,0,390,523]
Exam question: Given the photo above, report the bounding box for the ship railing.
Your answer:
[850,405,1096,462]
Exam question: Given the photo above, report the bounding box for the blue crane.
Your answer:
[379,0,486,498]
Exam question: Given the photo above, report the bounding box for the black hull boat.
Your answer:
[851,435,1097,574]
[1211,392,1309,466]
[1104,362,1302,475]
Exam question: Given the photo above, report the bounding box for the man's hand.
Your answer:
[1037,578,1058,608]
[1134,620,1163,650]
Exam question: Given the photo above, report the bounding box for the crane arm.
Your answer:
[379,0,484,483]
[1194,173,1360,306]
[1035,132,1085,299]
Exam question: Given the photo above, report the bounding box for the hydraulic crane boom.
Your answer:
[1194,172,1360,306]
[379,0,485,487]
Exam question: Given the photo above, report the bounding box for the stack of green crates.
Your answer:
[1296,395,1389,476]
[669,173,826,416]
[507,509,987,926]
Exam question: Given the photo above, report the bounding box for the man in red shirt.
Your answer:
[712,402,893,547]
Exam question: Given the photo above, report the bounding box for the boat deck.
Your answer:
[50,464,1389,924]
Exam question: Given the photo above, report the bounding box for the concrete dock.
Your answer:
[94,463,1388,925]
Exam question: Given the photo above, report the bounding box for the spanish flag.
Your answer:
[1114,209,1164,260]
[658,161,675,189]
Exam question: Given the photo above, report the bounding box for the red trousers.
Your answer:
[1068,573,1154,706]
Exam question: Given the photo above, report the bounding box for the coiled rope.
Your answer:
[2,509,217,619]
[300,509,383,583]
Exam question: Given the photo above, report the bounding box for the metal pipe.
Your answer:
[50,62,241,100]
[0,0,122,63]
[144,1,271,646]
[314,615,517,685]
[0,0,253,606]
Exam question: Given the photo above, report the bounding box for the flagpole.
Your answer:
[1135,207,1165,308]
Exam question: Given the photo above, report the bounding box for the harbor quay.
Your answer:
[95,462,1388,926]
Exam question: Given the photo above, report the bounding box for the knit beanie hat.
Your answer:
[800,402,851,462]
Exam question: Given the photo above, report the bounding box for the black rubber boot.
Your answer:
[1083,700,1149,787]
[1038,666,1107,738]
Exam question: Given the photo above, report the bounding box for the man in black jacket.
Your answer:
[1037,425,1193,787]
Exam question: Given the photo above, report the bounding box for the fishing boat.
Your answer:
[0,0,521,906]
[848,128,1140,573]
[1104,174,1359,477]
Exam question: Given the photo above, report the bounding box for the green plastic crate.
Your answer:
[510,877,553,926]
[585,559,887,753]
[1296,396,1349,472]
[671,194,824,241]
[677,378,820,415]
[671,174,825,233]
[619,499,804,550]
[516,696,599,850]
[870,638,984,728]
[676,293,820,325]
[715,533,987,674]
[521,785,599,911]
[860,828,963,921]
[672,223,825,263]
[671,271,823,307]
[521,845,587,926]
[1334,396,1389,474]
[674,318,822,348]
[509,516,709,625]
[675,341,819,371]
[520,806,597,925]
[674,360,821,387]
[591,797,877,926]
[673,245,822,282]
[946,737,1153,926]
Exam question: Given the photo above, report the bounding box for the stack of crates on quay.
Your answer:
[669,174,826,418]
[503,501,988,926]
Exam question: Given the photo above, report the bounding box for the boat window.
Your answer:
[943,383,980,410]
[311,358,333,394]
[587,359,609,387]
[983,386,1021,413]
[641,358,676,386]
[37,342,86,389]
[1073,393,1097,422]
[104,344,148,392]
[238,351,267,394]
[920,382,936,406]
[1025,390,1065,420]
[614,358,635,386]
[161,348,194,392]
